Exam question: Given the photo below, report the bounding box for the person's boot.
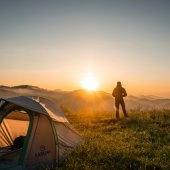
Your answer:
[124,113,128,118]
[123,109,128,117]
[116,112,120,120]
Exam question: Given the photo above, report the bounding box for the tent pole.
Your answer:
[3,120,14,144]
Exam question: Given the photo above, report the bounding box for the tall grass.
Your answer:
[59,110,170,170]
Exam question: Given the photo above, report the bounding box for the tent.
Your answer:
[0,96,82,170]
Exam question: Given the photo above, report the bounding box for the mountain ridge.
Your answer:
[0,85,170,113]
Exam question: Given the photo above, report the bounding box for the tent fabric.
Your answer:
[0,111,30,148]
[4,96,48,116]
[0,96,82,170]
[25,114,56,166]
[55,122,81,147]
[4,96,70,122]
[5,111,29,121]
[0,149,21,169]
[32,96,68,123]
[1,119,29,146]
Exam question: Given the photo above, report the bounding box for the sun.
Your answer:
[81,74,98,91]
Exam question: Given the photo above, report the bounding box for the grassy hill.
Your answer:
[0,85,170,170]
[59,110,170,170]
[0,85,169,169]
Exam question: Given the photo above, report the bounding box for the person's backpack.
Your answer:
[13,136,25,149]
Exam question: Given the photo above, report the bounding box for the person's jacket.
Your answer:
[112,87,127,100]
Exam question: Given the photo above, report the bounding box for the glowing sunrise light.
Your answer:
[81,73,98,91]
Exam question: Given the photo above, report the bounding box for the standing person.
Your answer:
[112,81,128,119]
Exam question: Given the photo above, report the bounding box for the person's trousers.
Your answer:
[115,99,127,118]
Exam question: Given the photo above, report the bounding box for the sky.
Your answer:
[0,0,170,96]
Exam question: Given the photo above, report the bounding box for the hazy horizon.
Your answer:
[1,1,170,97]
[1,83,170,98]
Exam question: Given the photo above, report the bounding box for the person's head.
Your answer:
[117,81,122,87]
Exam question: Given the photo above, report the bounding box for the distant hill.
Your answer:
[0,85,170,114]
[0,85,44,91]
[0,89,18,98]
[12,85,41,90]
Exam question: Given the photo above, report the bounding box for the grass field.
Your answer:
[58,110,170,170]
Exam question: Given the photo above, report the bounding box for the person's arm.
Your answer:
[112,88,116,97]
[122,88,127,97]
